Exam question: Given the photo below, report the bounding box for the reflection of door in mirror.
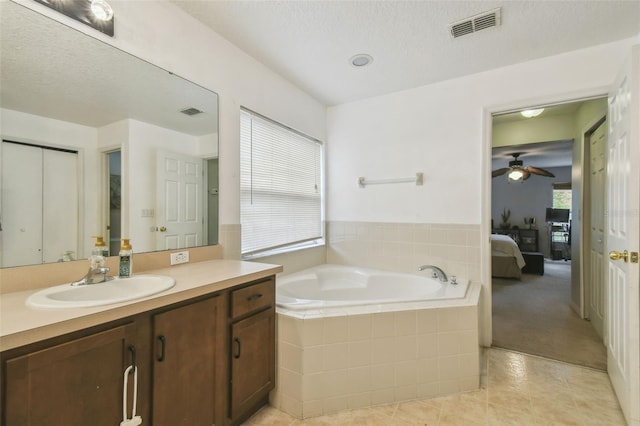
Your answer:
[1,140,78,267]
[156,150,204,250]
[207,159,219,245]
[107,150,121,256]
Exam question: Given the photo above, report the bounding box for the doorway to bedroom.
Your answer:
[490,99,607,370]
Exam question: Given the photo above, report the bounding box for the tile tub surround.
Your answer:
[248,347,626,425]
[270,285,481,419]
[327,221,482,283]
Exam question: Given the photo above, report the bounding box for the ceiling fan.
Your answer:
[492,152,555,181]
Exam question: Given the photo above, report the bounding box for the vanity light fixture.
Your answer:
[33,0,115,36]
[520,108,544,118]
[350,54,373,67]
[90,0,114,21]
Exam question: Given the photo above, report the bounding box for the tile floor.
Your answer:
[243,347,626,425]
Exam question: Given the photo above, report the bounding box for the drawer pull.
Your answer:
[234,338,241,359]
[157,335,166,362]
[247,293,263,302]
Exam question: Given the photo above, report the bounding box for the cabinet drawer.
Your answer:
[231,278,274,319]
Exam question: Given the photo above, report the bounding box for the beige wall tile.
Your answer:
[302,373,324,401]
[395,360,418,386]
[347,366,372,394]
[372,313,395,338]
[371,388,396,406]
[323,343,349,371]
[394,311,417,336]
[371,364,395,390]
[348,340,373,367]
[348,392,372,410]
[417,333,438,359]
[324,316,348,344]
[395,335,418,361]
[303,319,325,347]
[302,346,324,374]
[348,314,372,341]
[438,356,460,381]
[438,332,462,357]
[417,309,438,334]
[373,337,395,365]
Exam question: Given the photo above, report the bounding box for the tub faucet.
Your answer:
[71,266,113,286]
[418,265,448,282]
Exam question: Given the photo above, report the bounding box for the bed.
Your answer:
[491,234,526,279]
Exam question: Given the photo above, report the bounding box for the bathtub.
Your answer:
[272,264,481,419]
[276,264,469,310]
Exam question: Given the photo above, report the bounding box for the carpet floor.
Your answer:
[492,259,607,370]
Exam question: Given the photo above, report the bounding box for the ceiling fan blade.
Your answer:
[522,170,532,180]
[526,166,555,177]
[492,168,510,177]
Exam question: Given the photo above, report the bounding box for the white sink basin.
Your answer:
[26,274,176,309]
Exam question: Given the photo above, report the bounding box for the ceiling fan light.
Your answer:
[520,108,544,118]
[508,169,524,182]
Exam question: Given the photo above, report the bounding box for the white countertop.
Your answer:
[0,259,282,351]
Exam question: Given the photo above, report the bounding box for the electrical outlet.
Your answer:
[170,251,189,265]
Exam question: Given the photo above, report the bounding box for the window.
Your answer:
[240,109,323,257]
[552,182,572,211]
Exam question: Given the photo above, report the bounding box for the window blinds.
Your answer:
[240,109,323,256]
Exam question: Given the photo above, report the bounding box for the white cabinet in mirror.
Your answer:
[0,1,219,268]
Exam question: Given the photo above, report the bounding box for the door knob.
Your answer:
[609,250,629,262]
[158,226,167,232]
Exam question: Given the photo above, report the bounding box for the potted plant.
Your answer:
[500,208,511,229]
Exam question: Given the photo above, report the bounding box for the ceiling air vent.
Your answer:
[449,7,501,39]
[180,107,203,116]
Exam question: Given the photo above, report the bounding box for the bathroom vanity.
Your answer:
[0,259,281,426]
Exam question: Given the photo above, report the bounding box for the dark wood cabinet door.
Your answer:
[152,296,220,426]
[230,307,275,421]
[4,323,136,426]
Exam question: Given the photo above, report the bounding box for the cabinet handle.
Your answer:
[247,293,263,302]
[234,338,241,359]
[157,335,166,362]
[128,345,137,372]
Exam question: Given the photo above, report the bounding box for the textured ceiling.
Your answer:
[171,0,640,106]
[0,1,218,135]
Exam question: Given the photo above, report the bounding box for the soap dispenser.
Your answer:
[90,236,107,269]
[118,238,133,278]
[92,235,109,257]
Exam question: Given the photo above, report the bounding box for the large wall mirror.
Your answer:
[0,1,219,268]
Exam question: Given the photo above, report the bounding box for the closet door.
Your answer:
[1,142,43,267]
[0,141,78,266]
[42,149,78,263]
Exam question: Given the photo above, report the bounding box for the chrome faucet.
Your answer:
[71,266,113,286]
[418,265,448,282]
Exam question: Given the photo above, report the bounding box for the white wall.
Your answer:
[327,38,638,346]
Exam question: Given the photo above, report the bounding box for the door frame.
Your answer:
[481,88,609,347]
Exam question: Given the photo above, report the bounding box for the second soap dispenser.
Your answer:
[118,238,133,278]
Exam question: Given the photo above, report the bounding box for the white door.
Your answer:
[42,149,78,263]
[0,142,78,266]
[156,150,204,250]
[1,142,43,266]
[589,119,606,339]
[606,47,640,426]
